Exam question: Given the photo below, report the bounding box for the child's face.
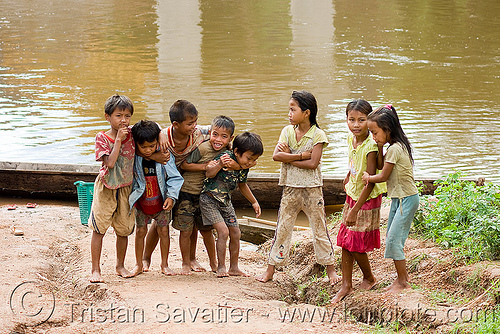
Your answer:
[105,108,132,131]
[368,120,389,145]
[288,99,309,126]
[174,115,198,136]
[235,150,260,169]
[209,126,233,151]
[136,139,158,158]
[347,109,369,138]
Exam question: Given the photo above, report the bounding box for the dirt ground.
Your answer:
[1,197,499,333]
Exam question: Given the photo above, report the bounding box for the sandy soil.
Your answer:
[2,197,499,334]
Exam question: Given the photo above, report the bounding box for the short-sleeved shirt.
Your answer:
[135,158,164,215]
[278,124,327,188]
[95,130,135,189]
[162,125,210,168]
[201,150,249,206]
[181,141,226,195]
[384,142,418,198]
[345,133,387,201]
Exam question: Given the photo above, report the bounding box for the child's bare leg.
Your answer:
[200,229,217,272]
[331,248,354,304]
[228,226,248,276]
[116,235,132,278]
[91,231,105,283]
[179,230,193,275]
[158,225,175,276]
[213,222,229,277]
[142,221,159,271]
[385,259,411,293]
[131,225,147,277]
[189,227,205,272]
[353,252,376,290]
[256,264,275,282]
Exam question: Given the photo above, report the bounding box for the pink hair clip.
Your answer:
[384,104,393,110]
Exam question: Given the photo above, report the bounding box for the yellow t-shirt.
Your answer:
[384,142,418,198]
[345,133,386,201]
[278,124,327,188]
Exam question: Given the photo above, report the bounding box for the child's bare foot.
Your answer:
[190,260,206,272]
[256,265,274,283]
[326,265,342,285]
[210,262,217,273]
[90,270,103,283]
[130,265,144,277]
[180,264,192,275]
[142,259,151,272]
[216,266,229,278]
[330,286,353,305]
[116,266,133,278]
[228,268,250,277]
[359,277,377,290]
[161,266,176,276]
[384,280,410,293]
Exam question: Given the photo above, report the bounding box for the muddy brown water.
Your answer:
[1,0,499,182]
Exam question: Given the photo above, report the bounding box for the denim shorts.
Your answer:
[384,193,419,260]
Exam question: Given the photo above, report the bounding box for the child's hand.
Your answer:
[206,160,220,170]
[276,142,290,153]
[154,150,170,165]
[345,208,358,226]
[163,198,174,211]
[220,153,235,169]
[116,126,129,142]
[252,202,261,218]
[158,130,169,152]
[362,172,370,184]
[301,150,312,160]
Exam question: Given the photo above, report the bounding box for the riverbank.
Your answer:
[2,197,499,333]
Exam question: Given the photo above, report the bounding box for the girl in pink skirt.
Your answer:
[331,99,386,304]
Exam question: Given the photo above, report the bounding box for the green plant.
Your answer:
[414,171,500,262]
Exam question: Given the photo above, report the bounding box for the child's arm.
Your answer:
[376,143,385,170]
[238,182,261,218]
[289,143,323,169]
[102,127,128,168]
[345,152,377,226]
[205,159,224,178]
[362,161,394,184]
[180,160,208,172]
[164,156,184,206]
[272,142,307,163]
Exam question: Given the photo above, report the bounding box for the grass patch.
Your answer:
[414,171,500,262]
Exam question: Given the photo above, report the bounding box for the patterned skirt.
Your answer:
[336,194,382,253]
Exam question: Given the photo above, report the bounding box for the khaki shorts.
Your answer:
[172,191,213,232]
[89,177,135,237]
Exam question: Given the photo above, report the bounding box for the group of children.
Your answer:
[89,91,419,303]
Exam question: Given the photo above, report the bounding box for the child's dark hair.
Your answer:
[212,115,235,136]
[346,99,372,116]
[131,120,160,145]
[368,105,414,163]
[233,132,264,156]
[104,94,134,115]
[291,90,319,128]
[169,100,198,123]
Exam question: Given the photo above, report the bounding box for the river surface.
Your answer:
[1,0,499,182]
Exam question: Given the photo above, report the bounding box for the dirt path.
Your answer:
[2,198,499,333]
[0,198,364,334]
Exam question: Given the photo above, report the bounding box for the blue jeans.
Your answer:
[384,194,419,261]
